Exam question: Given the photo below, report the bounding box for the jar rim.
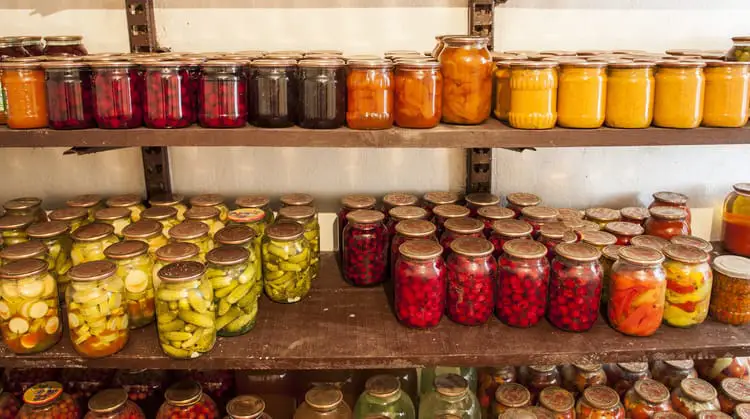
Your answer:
[507,192,541,207]
[388,205,427,221]
[713,255,750,280]
[71,223,114,241]
[68,260,117,281]
[104,240,149,259]
[27,221,69,238]
[398,239,442,260]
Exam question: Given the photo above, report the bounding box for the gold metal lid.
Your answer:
[227,395,266,419]
[206,246,249,266]
[605,221,644,237]
[618,362,649,373]
[394,219,436,237]
[44,35,82,42]
[278,206,316,221]
[503,239,547,259]
[389,206,428,221]
[435,374,469,397]
[574,220,602,232]
[451,237,494,257]
[621,207,651,221]
[266,222,304,241]
[155,242,200,262]
[235,195,271,209]
[585,207,621,222]
[88,388,128,413]
[68,260,117,282]
[466,192,501,206]
[0,57,44,69]
[215,225,255,246]
[495,383,530,407]
[443,217,483,235]
[580,230,617,247]
[305,386,343,410]
[104,240,148,260]
[602,244,624,261]
[538,386,574,413]
[423,191,460,206]
[634,379,670,404]
[492,219,533,237]
[106,194,142,208]
[510,61,559,69]
[395,59,440,69]
[582,386,619,410]
[658,60,706,68]
[443,36,489,47]
[169,221,210,240]
[432,204,470,219]
[521,206,559,221]
[165,381,204,406]
[26,221,69,239]
[94,207,131,221]
[0,214,34,230]
[383,192,419,207]
[0,240,47,261]
[341,194,377,210]
[280,193,314,207]
[653,191,688,205]
[365,375,401,399]
[346,209,385,224]
[306,49,344,55]
[398,239,443,260]
[630,235,670,251]
[507,192,541,207]
[189,194,225,207]
[71,223,115,241]
[48,207,88,222]
[122,220,162,239]
[185,206,221,221]
[663,244,709,264]
[66,194,103,208]
[228,209,266,224]
[555,242,601,262]
[680,378,717,402]
[141,206,178,221]
[539,222,570,239]
[150,193,185,206]
[23,381,64,405]
[721,378,750,402]
[577,50,611,56]
[3,197,41,211]
[159,261,206,283]
[0,259,48,279]
[705,60,749,67]
[736,404,750,419]
[574,363,602,372]
[477,206,515,221]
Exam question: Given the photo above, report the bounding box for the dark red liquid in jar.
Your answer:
[547,256,603,332]
[45,66,95,129]
[298,65,347,129]
[248,64,298,128]
[497,254,550,327]
[91,66,143,128]
[143,65,194,128]
[199,63,247,128]
[394,254,447,328]
[342,221,389,286]
[446,252,496,325]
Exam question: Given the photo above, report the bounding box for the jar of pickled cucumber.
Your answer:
[122,220,168,257]
[106,194,145,223]
[277,206,320,280]
[168,221,213,262]
[185,207,226,238]
[235,195,275,225]
[354,375,415,419]
[156,261,216,359]
[49,207,89,232]
[104,240,155,329]
[26,221,73,294]
[66,194,104,222]
[206,246,260,337]
[152,242,200,290]
[66,260,129,358]
[3,197,46,223]
[141,207,180,237]
[0,215,33,246]
[190,194,228,222]
[94,208,132,239]
[228,209,267,269]
[149,194,188,221]
[262,223,312,304]
[0,240,47,266]
[156,381,219,419]
[70,223,119,266]
[18,382,80,419]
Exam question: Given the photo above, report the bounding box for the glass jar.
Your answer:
[605,363,651,397]
[150,241,199,290]
[645,207,691,240]
[440,217,484,257]
[418,374,480,419]
[662,244,712,327]
[585,208,621,229]
[653,361,699,390]
[26,221,73,292]
[94,207,132,238]
[168,221,213,261]
[670,236,713,255]
[122,220,168,257]
[538,386,575,419]
[294,370,358,412]
[736,404,750,419]
[391,219,437,279]
[711,255,750,325]
[294,387,351,419]
[190,194,229,222]
[262,222,312,303]
[199,60,247,128]
[150,193,188,221]
[18,382,79,419]
[157,381,219,419]
[605,61,655,128]
[206,246,260,336]
[651,191,692,223]
[497,239,549,328]
[478,367,516,416]
[729,37,750,62]
[629,235,668,253]
[104,240,155,329]
[90,61,143,128]
[215,223,260,256]
[141,61,194,128]
[423,192,461,216]
[155,261,215,359]
[277,206,320,280]
[623,379,672,419]
[702,61,750,127]
[432,204,471,237]
[671,378,720,419]
[106,194,145,223]
[653,61,705,129]
[280,193,315,208]
[508,61,558,129]
[226,395,270,419]
[43,36,87,55]
[346,59,394,129]
[445,237,496,326]
[66,194,104,222]
[478,206,515,238]
[70,223,119,265]
[236,195,275,225]
[723,184,750,257]
[394,239,446,329]
[3,197,45,222]
[394,60,442,128]
[493,383,530,417]
[1,58,48,129]
[519,365,560,402]
[60,367,112,405]
[0,214,32,245]
[114,369,168,417]
[66,260,128,357]
[439,36,492,125]
[621,207,652,226]
[248,59,298,128]
[420,367,478,400]
[696,358,750,386]
[538,223,577,263]
[141,206,179,237]
[338,195,377,242]
[557,61,607,128]
[608,246,666,336]
[0,240,48,267]
[548,242,603,332]
[604,222,644,245]
[493,61,512,121]
[16,36,42,56]
[0,259,61,353]
[385,207,429,242]
[0,386,20,419]
[235,370,293,419]
[341,210,388,287]
[520,207,560,238]
[4,368,60,399]
[43,60,95,129]
[354,375,415,419]
[185,206,226,238]
[718,378,750,415]
[576,386,624,419]
[505,193,541,218]
[465,193,500,217]
[599,244,622,307]
[85,388,145,419]
[561,365,608,395]
[297,59,346,129]
[489,219,533,259]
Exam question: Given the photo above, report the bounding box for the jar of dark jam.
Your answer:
[18,36,44,56]
[248,59,298,128]
[43,36,88,56]
[43,60,96,129]
[298,59,346,129]
[199,60,247,128]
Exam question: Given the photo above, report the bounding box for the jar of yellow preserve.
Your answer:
[605,61,655,129]
[557,60,607,128]
[508,61,558,129]
[702,60,750,128]
[653,60,705,129]
[493,60,512,121]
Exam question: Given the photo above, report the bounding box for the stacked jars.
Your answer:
[277,205,320,280]
[496,239,549,327]
[342,210,389,286]
[445,237,496,326]
[439,36,493,125]
[338,194,377,243]
[394,239,446,329]
[623,379,672,419]
[477,206,515,237]
[391,219,437,279]
[347,59,394,129]
[297,59,346,129]
[90,61,143,129]
[548,242,603,332]
[141,61,195,128]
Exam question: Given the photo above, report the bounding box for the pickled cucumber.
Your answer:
[155,279,215,359]
[262,238,312,303]
[112,254,155,329]
[207,259,260,337]
[66,276,129,358]
[172,236,213,262]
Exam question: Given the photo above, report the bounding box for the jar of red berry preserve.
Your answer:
[432,204,470,237]
[43,36,88,56]
[538,223,578,263]
[298,58,347,129]
[383,193,419,215]
[496,239,550,328]
[391,219,437,279]
[394,239,447,329]
[604,222,644,245]
[43,60,95,129]
[490,219,534,259]
[506,193,541,217]
[423,192,461,216]
[141,61,194,128]
[157,381,219,419]
[547,242,603,332]
[521,207,560,238]
[343,209,389,286]
[90,61,143,128]
[338,195,377,236]
[199,60,247,128]
[387,206,429,237]
[0,386,19,419]
[465,192,501,216]
[249,59,298,128]
[585,208,622,229]
[445,237,497,326]
[645,207,691,240]
[621,207,651,226]
[440,217,484,258]
[478,206,515,237]
[650,192,691,224]
[18,382,80,419]
[580,230,618,251]
[85,388,145,419]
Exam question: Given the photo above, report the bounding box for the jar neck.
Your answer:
[610,67,653,77]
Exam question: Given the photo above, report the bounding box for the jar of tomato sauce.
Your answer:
[605,222,644,245]
[723,183,750,257]
[623,379,672,419]
[0,58,47,129]
[576,386,625,419]
[646,207,691,240]
[654,61,705,129]
[557,60,607,128]
[489,219,533,259]
[439,36,493,125]
[605,61,655,129]
[346,59,394,130]
[651,191,691,224]
[702,61,750,127]
[506,193,541,218]
[394,60,442,128]
[710,255,750,326]
[508,61,558,129]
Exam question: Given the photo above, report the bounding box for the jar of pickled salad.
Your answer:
[198,60,247,128]
[394,239,446,329]
[702,61,750,127]
[106,194,145,222]
[185,207,225,238]
[3,197,46,223]
[538,223,577,263]
[66,260,129,357]
[465,193,500,216]
[605,61,655,128]
[353,375,416,419]
[562,364,607,395]
[297,59,346,129]
[121,220,168,257]
[662,244,712,327]
[85,388,145,419]
[548,242,603,332]
[280,193,315,208]
[66,194,104,222]
[141,61,194,129]
[48,207,89,232]
[623,379,672,419]
[477,206,515,237]
[557,60,607,128]
[277,206,320,280]
[104,240,154,329]
[140,207,179,237]
[718,378,750,415]
[94,208,132,238]
[496,239,549,328]
[391,219,437,279]
[439,36,492,125]
[493,60,512,121]
[90,61,143,129]
[70,223,119,266]
[248,59,298,128]
[26,220,72,288]
[235,195,275,225]
[394,60,442,128]
[168,221,213,262]
[440,217,484,258]
[445,237,496,326]
[489,219,533,259]
[621,207,652,226]
[604,222,644,245]
[538,386,574,419]
[653,361,699,390]
[505,193,541,218]
[150,193,188,221]
[18,382,79,419]
[521,207,560,238]
[262,222,311,304]
[671,378,720,419]
[605,363,651,397]
[0,58,48,129]
[341,210,388,287]
[206,246,260,337]
[711,255,750,325]
[646,208,691,240]
[346,59,394,129]
[295,386,351,419]
[722,184,750,257]
[576,386,625,419]
[157,381,219,419]
[696,358,750,386]
[151,242,200,290]
[653,61,705,129]
[508,61,558,130]
[423,192,460,216]
[493,383,530,417]
[418,374,480,419]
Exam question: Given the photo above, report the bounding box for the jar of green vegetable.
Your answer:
[262,223,311,303]
[185,207,225,238]
[277,206,320,280]
[0,215,33,246]
[66,194,104,223]
[104,240,155,329]
[152,242,201,290]
[206,246,260,337]
[729,37,750,62]
[3,197,47,223]
[168,221,213,262]
[215,225,262,290]
[122,220,168,257]
[189,194,229,222]
[354,375,416,419]
[70,223,119,266]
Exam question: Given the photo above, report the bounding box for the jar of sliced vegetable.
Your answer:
[262,223,312,304]
[104,240,155,329]
[206,246,260,337]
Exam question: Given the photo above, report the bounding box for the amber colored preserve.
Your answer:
[493,61,512,121]
[653,61,705,129]
[557,61,607,128]
[605,62,655,129]
[438,35,493,125]
[508,61,558,129]
[702,61,750,127]
[346,59,394,130]
[723,183,750,257]
[394,60,442,128]
[0,58,48,129]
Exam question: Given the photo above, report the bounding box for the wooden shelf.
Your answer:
[2,120,750,148]
[2,252,749,370]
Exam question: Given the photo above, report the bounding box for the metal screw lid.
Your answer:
[0,240,47,261]
[165,381,203,406]
[389,206,428,221]
[503,239,547,259]
[106,194,142,208]
[650,207,688,220]
[478,206,515,221]
[555,242,601,262]
[630,235,670,251]
[346,209,385,224]
[670,235,713,253]
[507,192,541,207]
[23,381,64,406]
[444,217,484,234]
[228,209,266,224]
[492,219,533,237]
[585,207,621,222]
[539,222,571,239]
[365,375,401,399]
[0,215,34,230]
[123,220,162,239]
[605,221,644,237]
[141,206,178,221]
[435,374,468,397]
[529,365,556,373]
[68,260,117,282]
[574,363,602,372]
[215,225,255,246]
[621,207,651,221]
[557,208,585,220]
[618,362,649,373]
[582,386,619,410]
[653,191,688,205]
[451,237,494,258]
[169,221,210,240]
[71,223,115,241]
[680,378,717,402]
[665,359,695,369]
[521,206,559,221]
[189,194,225,207]
[94,207,131,221]
[721,378,750,402]
[227,395,266,419]
[66,194,103,208]
[735,404,750,419]
[573,220,602,232]
[149,193,185,207]
[155,242,200,262]
[528,407,555,419]
[634,378,670,404]
[423,191,460,206]
[618,246,665,266]
[0,259,48,279]
[733,184,750,196]
[399,239,443,260]
[88,388,129,413]
[580,230,617,247]
[278,206,316,221]
[206,246,249,266]
[495,383,531,407]
[663,244,709,264]
[235,195,271,209]
[305,386,343,410]
[266,222,304,241]
[280,193,314,207]
[48,207,88,222]
[159,261,206,283]
[3,197,41,211]
[383,192,419,207]
[104,240,148,260]
[341,195,376,210]
[26,221,69,239]
[538,386,574,413]
[432,204,470,219]
[466,192,501,206]
[394,220,436,237]
[185,206,220,222]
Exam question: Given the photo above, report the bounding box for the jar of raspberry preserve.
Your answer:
[249,59,298,128]
[493,383,530,417]
[465,193,501,216]
[631,235,670,252]
[440,217,484,258]
[538,386,574,419]
[652,360,698,390]
[445,237,496,326]
[394,239,446,329]
[580,230,618,250]
[113,369,168,418]
[489,219,534,259]
[547,242,603,332]
[387,206,428,237]
[157,381,219,419]
[342,210,389,286]
[199,60,247,128]
[506,193,541,217]
[519,366,560,402]
[585,208,622,229]
[718,378,750,415]
[576,386,624,419]
[650,192,691,224]
[141,61,194,128]
[646,207,691,240]
[18,382,80,419]
[43,60,95,129]
[605,222,644,245]
[521,207,560,238]
[496,239,549,328]
[538,223,578,263]
[338,195,377,237]
[43,36,87,56]
[621,207,651,226]
[90,61,143,128]
[562,364,607,395]
[623,379,672,419]
[391,219,437,279]
[85,388,145,419]
[671,378,720,419]
[423,192,461,216]
[298,59,346,129]
[605,363,651,397]
[477,206,515,237]
[432,204,470,237]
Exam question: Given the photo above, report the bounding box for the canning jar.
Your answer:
[605,61,655,128]
[94,208,132,238]
[114,369,167,417]
[168,221,213,261]
[391,219,437,278]
[105,194,144,223]
[297,59,346,129]
[561,364,608,395]
[236,195,275,225]
[122,220,168,257]
[671,378,720,419]
[493,383,530,417]
[538,223,578,263]
[521,207,560,238]
[605,222,644,245]
[423,192,460,216]
[60,368,112,406]
[157,381,219,419]
[67,194,104,222]
[150,193,188,221]
[338,194,377,241]
[489,219,534,260]
[354,375,415,419]
[206,246,260,336]
[248,59,298,127]
[711,255,750,325]
[420,367,478,400]
[696,358,750,386]
[671,236,713,255]
[646,208,691,240]
[576,386,625,419]
[496,239,549,327]
[557,61,607,128]
[151,242,199,290]
[387,207,430,240]
[26,220,72,286]
[0,386,19,419]
[17,36,42,56]
[432,204,470,237]
[440,217,484,257]
[628,236,667,253]
[439,36,492,125]
[199,60,247,128]
[0,214,32,246]
[465,193,500,216]
[1,58,47,129]
[605,363,651,397]
[654,61,705,128]
[43,60,95,129]
[394,239,446,329]
[505,193,541,218]
[294,387,351,419]
[584,208,621,229]
[277,206,320,280]
[70,223,119,266]
[3,197,45,223]
[622,207,652,226]
[48,207,89,233]
[190,194,228,222]
[507,61,558,129]
[418,374,480,419]
[141,61,193,128]
[0,240,47,266]
[18,382,79,419]
[342,210,388,286]
[702,61,750,127]
[548,242,603,332]
[478,367,517,416]
[90,61,143,128]
[493,60,512,121]
[226,395,270,419]
[394,60,442,128]
[346,59,394,129]
[623,379,672,419]
[729,37,750,62]
[66,260,128,357]
[43,36,87,56]
[185,207,225,238]
[519,366,560,402]
[155,261,215,359]
[608,246,666,336]
[736,404,750,419]
[538,386,574,419]
[651,191,692,222]
[662,244,712,327]
[104,240,154,329]
[718,378,750,415]
[723,184,750,257]
[280,193,315,208]
[653,361,699,390]
[141,207,179,238]
[262,222,312,303]
[478,206,515,237]
[85,388,145,419]
[445,237,496,326]
[599,244,622,306]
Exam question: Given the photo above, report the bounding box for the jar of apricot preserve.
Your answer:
[477,206,515,237]
[623,379,672,419]
[346,59,394,129]
[249,59,298,128]
[199,60,247,128]
[605,363,651,397]
[654,61,705,129]
[439,36,492,125]
[298,59,346,129]
[394,60,442,128]
[489,219,533,259]
[493,60,512,121]
[710,255,750,325]
[465,193,501,217]
[547,242,603,332]
[520,207,559,238]
[506,193,541,218]
[576,386,624,419]
[605,61,655,128]
[645,207,691,240]
[557,60,607,128]
[1,58,48,129]
[43,60,95,129]
[394,239,446,329]
[141,61,194,129]
[43,36,87,56]
[703,61,750,127]
[723,184,750,257]
[342,210,388,287]
[508,61,559,129]
[497,239,549,328]
[671,378,720,419]
[90,61,143,129]
[652,361,698,390]
[440,217,484,258]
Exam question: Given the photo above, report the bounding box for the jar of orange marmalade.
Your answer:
[438,35,493,125]
[605,61,655,129]
[0,57,48,129]
[493,60,512,121]
[557,60,607,128]
[653,61,705,129]
[394,60,442,128]
[346,59,394,130]
[702,61,750,128]
[508,61,558,130]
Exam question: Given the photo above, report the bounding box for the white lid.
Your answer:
[713,255,750,280]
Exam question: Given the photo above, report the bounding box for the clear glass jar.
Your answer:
[226,395,270,419]
[141,206,179,237]
[600,222,642,246]
[702,61,750,127]
[0,58,48,129]
[235,195,275,225]
[294,370,358,413]
[347,59,394,129]
[420,367,478,400]
[105,194,145,223]
[608,246,666,337]
[43,36,87,55]
[94,207,132,238]
[489,219,533,259]
[394,60,442,128]
[538,223,578,263]
[354,375,415,419]
[576,386,624,419]
[85,388,145,419]
[711,255,750,325]
[3,197,45,222]
[662,244,712,327]
[520,207,559,238]
[561,365,607,395]
[122,220,168,257]
[387,206,429,238]
[506,193,541,218]
[141,61,194,128]
[294,387,351,419]
[277,206,320,280]
[338,195,377,243]
[496,239,549,328]
[478,367,516,416]
[432,204,470,237]
[493,61,512,121]
[26,220,73,293]
[423,192,461,216]
[70,223,119,265]
[696,358,750,386]
[155,261,215,359]
[0,259,61,354]
[150,193,188,221]
[18,382,80,419]
[557,61,607,128]
[439,36,492,125]
[654,61,705,129]
[419,374,479,419]
[605,61,655,128]
[394,239,446,329]
[0,214,32,245]
[262,222,312,303]
[519,366,559,402]
[445,237,496,326]
[0,240,47,266]
[465,193,500,217]
[729,37,750,62]
[341,210,388,287]
[391,219,437,280]
[66,194,104,222]
[297,59,346,129]
[280,193,315,208]
[13,35,41,56]
[548,242,603,332]
[736,404,750,419]
[189,194,229,222]
[645,207,691,240]
[585,208,621,229]
[199,60,247,128]
[621,207,651,226]
[604,363,651,397]
[157,381,219,419]
[652,360,698,390]
[168,221,213,262]
[440,217,484,258]
[671,378,720,419]
[90,61,143,128]
[185,206,226,238]
[651,191,692,223]
[104,240,155,329]
[114,369,168,418]
[477,206,515,238]
[538,386,575,419]
[718,378,750,415]
[66,260,129,357]
[723,184,750,257]
[205,246,260,337]
[249,59,298,128]
[492,383,530,417]
[43,60,95,129]
[508,61,558,129]
[214,224,261,277]
[623,379,672,419]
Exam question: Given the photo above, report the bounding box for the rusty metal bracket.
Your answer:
[125,0,158,53]
[141,147,172,199]
[469,0,496,50]
[466,148,492,193]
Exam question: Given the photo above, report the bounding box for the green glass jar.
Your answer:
[26,221,73,295]
[262,223,311,303]
[106,194,146,222]
[48,207,90,233]
[0,215,33,246]
[66,194,105,222]
[418,374,480,419]
[94,207,132,238]
[149,193,188,221]
[156,261,216,359]
[141,206,180,237]
[206,246,260,337]
[3,197,47,223]
[235,195,275,225]
[190,194,229,222]
[215,224,262,294]
[70,223,119,266]
[277,206,320,280]
[123,220,169,257]
[354,375,416,419]
[152,242,201,290]
[185,206,226,238]
[168,221,213,262]
[104,240,155,329]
